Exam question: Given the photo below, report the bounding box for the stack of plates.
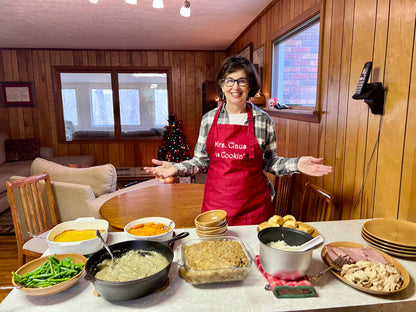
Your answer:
[361,219,416,257]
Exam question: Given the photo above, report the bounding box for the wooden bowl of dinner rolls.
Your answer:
[257,214,318,237]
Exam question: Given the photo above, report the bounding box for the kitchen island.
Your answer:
[0,219,415,312]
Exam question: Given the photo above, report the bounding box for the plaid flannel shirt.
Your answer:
[174,103,300,183]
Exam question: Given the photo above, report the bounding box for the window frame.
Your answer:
[52,66,173,142]
[266,3,323,123]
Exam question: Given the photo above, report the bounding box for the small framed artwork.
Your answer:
[0,82,36,107]
[253,45,264,85]
[238,43,253,62]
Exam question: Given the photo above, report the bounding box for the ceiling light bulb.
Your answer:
[125,0,137,4]
[153,0,164,9]
[180,0,191,17]
[89,0,99,3]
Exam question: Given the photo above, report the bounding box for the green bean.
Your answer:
[31,273,54,279]
[12,254,84,288]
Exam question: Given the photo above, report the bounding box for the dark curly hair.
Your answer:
[216,55,261,99]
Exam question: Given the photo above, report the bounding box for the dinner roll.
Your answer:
[282,220,297,228]
[258,221,270,231]
[283,215,296,222]
[297,222,314,235]
[268,215,284,226]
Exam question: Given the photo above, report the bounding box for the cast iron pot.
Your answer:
[258,227,313,280]
[85,231,189,301]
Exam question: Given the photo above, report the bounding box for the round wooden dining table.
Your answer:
[100,183,205,230]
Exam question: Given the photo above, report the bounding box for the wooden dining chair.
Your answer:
[300,181,336,222]
[6,172,60,266]
[274,175,295,216]
[264,172,295,216]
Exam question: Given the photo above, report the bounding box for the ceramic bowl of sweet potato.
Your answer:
[124,217,174,242]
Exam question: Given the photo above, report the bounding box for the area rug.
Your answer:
[0,208,15,236]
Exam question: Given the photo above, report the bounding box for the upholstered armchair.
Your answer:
[9,157,162,222]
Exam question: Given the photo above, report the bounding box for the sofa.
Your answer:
[0,133,95,214]
[10,157,163,222]
[71,128,165,139]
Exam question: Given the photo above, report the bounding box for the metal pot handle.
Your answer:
[84,270,95,282]
[166,231,189,244]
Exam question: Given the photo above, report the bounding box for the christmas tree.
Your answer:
[158,113,192,162]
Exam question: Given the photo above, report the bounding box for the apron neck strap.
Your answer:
[214,103,255,158]
[246,104,255,159]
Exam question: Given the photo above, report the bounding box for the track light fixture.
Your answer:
[180,0,191,17]
[153,0,164,9]
[88,0,177,11]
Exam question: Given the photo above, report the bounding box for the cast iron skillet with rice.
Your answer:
[84,232,188,301]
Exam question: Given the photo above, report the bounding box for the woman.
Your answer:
[145,55,332,225]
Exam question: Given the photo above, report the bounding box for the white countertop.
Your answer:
[1,219,415,312]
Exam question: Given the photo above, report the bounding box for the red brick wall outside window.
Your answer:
[273,20,320,107]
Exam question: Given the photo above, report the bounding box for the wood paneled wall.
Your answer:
[0,50,226,167]
[2,0,416,222]
[228,0,416,222]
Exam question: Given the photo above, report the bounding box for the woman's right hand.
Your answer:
[144,159,177,179]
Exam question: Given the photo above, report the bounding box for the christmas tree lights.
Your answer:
[157,113,192,162]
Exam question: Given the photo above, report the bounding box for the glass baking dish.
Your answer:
[176,236,253,284]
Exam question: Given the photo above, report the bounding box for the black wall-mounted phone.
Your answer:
[351,61,385,115]
[353,61,372,98]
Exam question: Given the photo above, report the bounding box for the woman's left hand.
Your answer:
[297,156,332,176]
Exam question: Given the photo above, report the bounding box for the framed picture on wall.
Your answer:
[0,82,36,107]
[252,45,264,87]
[238,43,253,62]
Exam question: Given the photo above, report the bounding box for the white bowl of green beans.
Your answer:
[11,253,87,296]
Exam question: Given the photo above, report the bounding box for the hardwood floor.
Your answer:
[0,235,19,303]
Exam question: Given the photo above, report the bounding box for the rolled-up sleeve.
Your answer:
[173,104,300,177]
[173,110,215,176]
[254,106,300,176]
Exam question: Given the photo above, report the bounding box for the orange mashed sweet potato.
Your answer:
[53,229,105,242]
[128,222,168,236]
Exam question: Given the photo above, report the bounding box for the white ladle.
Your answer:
[297,235,324,251]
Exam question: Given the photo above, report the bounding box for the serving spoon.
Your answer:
[164,221,174,231]
[297,234,324,251]
[96,230,114,263]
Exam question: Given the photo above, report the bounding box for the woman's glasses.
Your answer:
[222,77,248,87]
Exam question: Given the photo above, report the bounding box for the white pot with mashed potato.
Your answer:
[47,218,109,255]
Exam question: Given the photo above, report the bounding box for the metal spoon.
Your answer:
[164,221,174,231]
[96,230,114,263]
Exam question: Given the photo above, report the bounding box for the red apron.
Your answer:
[201,104,273,225]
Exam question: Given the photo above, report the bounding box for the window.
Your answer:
[272,15,320,107]
[55,68,171,141]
